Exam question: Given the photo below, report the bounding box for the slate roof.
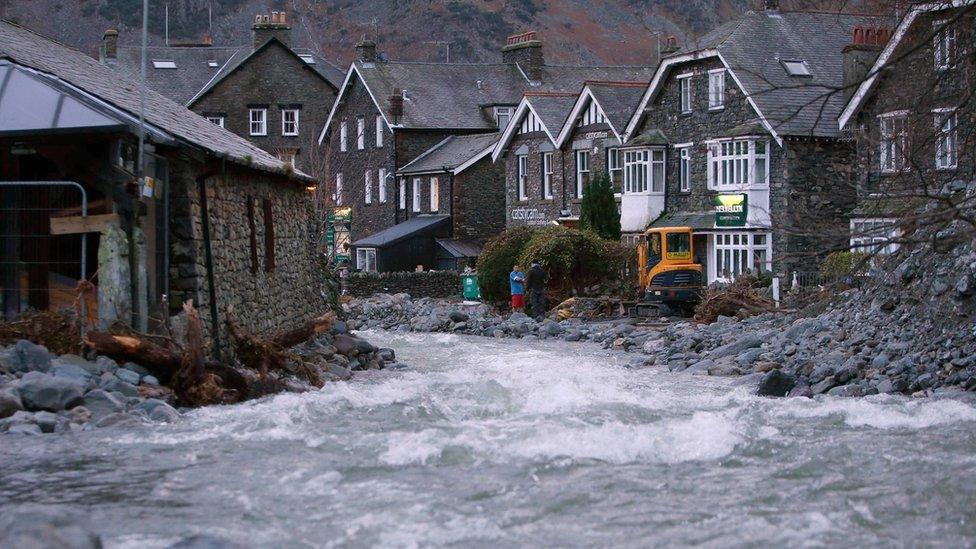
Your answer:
[352,61,655,130]
[352,215,451,248]
[436,239,482,259]
[398,133,499,175]
[0,20,307,180]
[586,82,648,136]
[113,45,241,105]
[526,93,578,137]
[186,39,343,106]
[664,10,892,138]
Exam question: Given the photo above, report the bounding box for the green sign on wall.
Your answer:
[714,193,748,227]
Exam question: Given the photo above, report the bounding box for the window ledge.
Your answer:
[680,111,693,116]
[708,106,725,112]
[936,166,957,171]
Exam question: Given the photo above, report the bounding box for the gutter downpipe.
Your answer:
[196,162,222,361]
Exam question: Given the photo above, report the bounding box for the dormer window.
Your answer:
[494,106,514,129]
[152,60,177,69]
[781,60,811,77]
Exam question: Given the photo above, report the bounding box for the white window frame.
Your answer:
[206,116,224,128]
[706,138,769,190]
[678,145,692,192]
[249,108,267,136]
[430,177,439,212]
[495,106,514,130]
[678,73,692,114]
[934,108,957,170]
[517,155,528,201]
[412,177,422,212]
[607,148,622,193]
[364,170,373,204]
[334,172,343,205]
[375,115,384,147]
[934,20,956,71]
[340,120,348,152]
[713,232,772,282]
[542,152,554,200]
[850,218,899,255]
[356,117,365,150]
[878,111,908,173]
[378,168,388,203]
[622,148,665,194]
[398,178,407,210]
[708,69,725,110]
[356,248,377,272]
[575,149,590,198]
[281,108,299,136]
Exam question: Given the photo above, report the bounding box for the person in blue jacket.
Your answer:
[509,265,526,313]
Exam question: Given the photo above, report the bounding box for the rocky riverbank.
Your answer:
[0,324,398,436]
[343,284,976,399]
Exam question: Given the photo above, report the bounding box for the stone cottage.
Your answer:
[0,20,327,356]
[101,11,343,173]
[839,0,972,255]
[622,6,889,283]
[319,31,652,269]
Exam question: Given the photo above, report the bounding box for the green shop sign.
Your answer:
[714,194,748,227]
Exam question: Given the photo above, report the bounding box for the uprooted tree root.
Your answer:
[0,310,82,355]
[694,277,779,324]
[83,300,336,408]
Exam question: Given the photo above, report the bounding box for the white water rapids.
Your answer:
[2,331,976,547]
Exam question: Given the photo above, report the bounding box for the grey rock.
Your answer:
[332,320,348,334]
[757,370,796,397]
[787,383,814,398]
[82,389,126,420]
[448,311,469,323]
[709,335,763,360]
[7,423,43,435]
[33,411,59,433]
[114,368,141,385]
[686,359,714,375]
[51,359,96,384]
[148,402,180,423]
[123,362,152,378]
[18,372,85,412]
[734,348,763,366]
[94,412,143,429]
[827,384,864,397]
[0,387,23,419]
[8,340,53,373]
[731,372,764,388]
[0,505,101,549]
[564,331,583,342]
[168,534,246,549]
[100,378,140,397]
[811,376,837,395]
[142,375,160,386]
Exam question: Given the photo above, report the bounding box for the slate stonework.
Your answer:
[345,270,460,298]
[504,132,571,227]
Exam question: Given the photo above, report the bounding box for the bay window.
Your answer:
[879,112,907,173]
[517,155,528,201]
[575,150,590,198]
[542,152,554,199]
[934,109,957,169]
[623,149,665,194]
[714,232,771,281]
[707,138,769,189]
[607,148,622,193]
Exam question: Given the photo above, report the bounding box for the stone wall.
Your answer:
[345,270,461,298]
[453,158,506,240]
[189,40,337,175]
[168,154,328,344]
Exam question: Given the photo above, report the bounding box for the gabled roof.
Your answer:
[0,19,308,180]
[113,45,240,105]
[839,0,969,129]
[555,80,648,147]
[187,38,342,106]
[625,10,890,142]
[398,132,500,175]
[490,93,577,161]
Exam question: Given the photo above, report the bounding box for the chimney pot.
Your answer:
[356,38,378,62]
[101,28,119,61]
[252,11,291,50]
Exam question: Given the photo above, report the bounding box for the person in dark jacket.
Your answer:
[525,261,546,320]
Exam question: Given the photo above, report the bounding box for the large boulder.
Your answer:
[0,505,101,549]
[82,389,126,421]
[709,335,763,360]
[6,340,53,374]
[18,372,85,412]
[51,358,97,384]
[756,370,796,397]
[0,387,24,418]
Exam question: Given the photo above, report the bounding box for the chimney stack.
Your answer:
[842,26,891,102]
[763,0,780,11]
[660,35,679,57]
[252,11,291,50]
[502,31,545,81]
[356,37,378,62]
[389,89,404,125]
[101,28,119,63]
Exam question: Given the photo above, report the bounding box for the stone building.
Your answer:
[101,11,343,173]
[320,31,652,270]
[839,0,973,254]
[622,7,888,283]
[353,132,501,272]
[0,20,327,355]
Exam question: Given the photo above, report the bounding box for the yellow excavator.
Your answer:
[629,226,704,318]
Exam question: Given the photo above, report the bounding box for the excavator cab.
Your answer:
[630,227,704,318]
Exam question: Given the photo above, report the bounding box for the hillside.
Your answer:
[0,0,754,66]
